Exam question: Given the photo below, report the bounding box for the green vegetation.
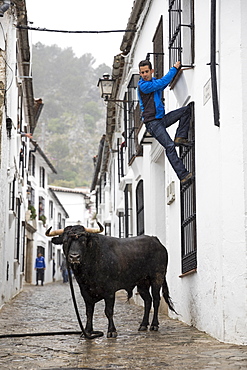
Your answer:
[32,43,111,187]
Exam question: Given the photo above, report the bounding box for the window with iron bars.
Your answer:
[9,177,16,211]
[136,180,145,236]
[118,212,124,238]
[124,184,133,238]
[168,0,194,68]
[149,16,164,79]
[179,102,197,274]
[15,198,21,261]
[126,75,142,164]
[40,166,45,188]
[29,153,35,177]
[117,137,125,183]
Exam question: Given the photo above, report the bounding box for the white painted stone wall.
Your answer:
[107,0,247,344]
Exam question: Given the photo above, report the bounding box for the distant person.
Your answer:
[34,252,46,286]
[138,59,192,184]
[60,258,68,283]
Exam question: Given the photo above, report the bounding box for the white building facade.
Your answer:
[0,1,68,306]
[0,0,37,306]
[92,0,247,345]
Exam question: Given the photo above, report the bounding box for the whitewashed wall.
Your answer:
[107,0,247,344]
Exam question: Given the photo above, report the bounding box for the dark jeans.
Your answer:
[145,105,191,180]
[36,269,44,285]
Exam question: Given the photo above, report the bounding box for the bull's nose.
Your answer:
[69,253,80,264]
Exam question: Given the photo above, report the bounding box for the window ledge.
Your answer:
[179,268,197,278]
[170,67,194,90]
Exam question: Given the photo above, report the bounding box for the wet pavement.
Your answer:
[0,281,246,369]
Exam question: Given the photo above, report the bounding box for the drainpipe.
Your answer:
[0,0,11,17]
[210,0,220,126]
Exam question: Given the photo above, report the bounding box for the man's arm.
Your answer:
[139,65,179,93]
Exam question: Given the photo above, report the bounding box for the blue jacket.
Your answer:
[138,66,178,123]
[35,256,46,269]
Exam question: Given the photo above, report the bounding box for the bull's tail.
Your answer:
[162,277,178,315]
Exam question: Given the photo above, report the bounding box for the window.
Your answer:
[48,241,53,260]
[29,153,35,177]
[169,0,194,68]
[9,177,16,211]
[180,102,197,274]
[118,212,124,238]
[117,138,125,182]
[124,184,133,237]
[20,222,25,272]
[19,142,27,178]
[28,186,35,207]
[15,198,21,260]
[49,200,54,219]
[39,196,45,218]
[58,213,62,229]
[126,75,142,164]
[105,222,111,236]
[17,86,23,132]
[136,180,145,236]
[152,16,164,79]
[40,167,45,188]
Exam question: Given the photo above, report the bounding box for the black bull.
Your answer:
[50,225,176,338]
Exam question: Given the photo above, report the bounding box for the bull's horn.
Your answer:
[84,221,104,234]
[45,227,64,237]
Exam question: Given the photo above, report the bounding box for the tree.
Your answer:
[32,43,111,187]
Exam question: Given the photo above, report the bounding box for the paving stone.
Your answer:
[0,281,246,369]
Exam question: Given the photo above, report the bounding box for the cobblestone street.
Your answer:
[0,281,246,369]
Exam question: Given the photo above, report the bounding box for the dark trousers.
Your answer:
[145,105,191,180]
[36,269,44,285]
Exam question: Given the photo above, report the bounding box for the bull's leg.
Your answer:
[104,294,117,338]
[150,284,161,331]
[137,283,152,331]
[84,301,95,334]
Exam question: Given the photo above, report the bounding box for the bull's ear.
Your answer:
[51,236,63,245]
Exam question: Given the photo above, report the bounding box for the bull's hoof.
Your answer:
[150,325,159,331]
[138,325,148,331]
[107,331,118,338]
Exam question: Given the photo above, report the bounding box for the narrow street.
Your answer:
[0,281,246,369]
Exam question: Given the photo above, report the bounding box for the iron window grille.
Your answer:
[179,102,197,274]
[136,180,145,236]
[126,75,142,164]
[168,0,194,68]
[40,166,45,188]
[152,16,164,79]
[39,196,45,219]
[9,177,16,211]
[57,212,62,229]
[15,198,21,261]
[118,212,125,238]
[21,222,25,272]
[28,153,35,177]
[124,184,133,237]
[117,138,125,183]
[49,200,54,219]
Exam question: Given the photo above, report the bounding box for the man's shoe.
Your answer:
[181,172,193,185]
[174,137,192,147]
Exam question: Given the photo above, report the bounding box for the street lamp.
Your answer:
[97,73,115,101]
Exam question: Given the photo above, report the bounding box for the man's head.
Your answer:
[139,60,154,81]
